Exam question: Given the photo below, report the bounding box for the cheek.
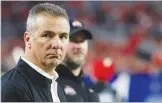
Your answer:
[65,45,75,58]
[32,39,49,55]
[82,42,88,54]
[33,38,47,48]
[66,43,74,52]
[66,46,72,52]
[62,41,70,54]
[31,41,41,51]
[85,45,88,53]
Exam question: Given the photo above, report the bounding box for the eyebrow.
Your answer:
[43,30,53,34]
[43,30,69,36]
[60,33,69,37]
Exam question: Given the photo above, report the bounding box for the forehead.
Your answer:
[34,14,70,33]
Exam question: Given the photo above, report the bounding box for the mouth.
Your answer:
[46,54,60,59]
[74,52,83,56]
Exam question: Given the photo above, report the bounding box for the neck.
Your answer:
[72,67,82,76]
[62,61,82,77]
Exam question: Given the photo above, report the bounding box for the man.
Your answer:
[56,19,99,102]
[1,3,70,102]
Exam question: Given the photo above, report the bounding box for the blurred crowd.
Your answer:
[1,1,162,102]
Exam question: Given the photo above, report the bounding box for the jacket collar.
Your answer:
[16,58,52,89]
[21,57,58,81]
[56,64,84,82]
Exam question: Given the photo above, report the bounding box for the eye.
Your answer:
[42,33,51,38]
[60,35,68,40]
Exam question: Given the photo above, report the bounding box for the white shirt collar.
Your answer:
[21,57,58,81]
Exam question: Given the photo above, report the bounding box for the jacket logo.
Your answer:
[89,88,94,93]
[64,85,76,96]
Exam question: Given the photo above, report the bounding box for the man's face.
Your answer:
[25,14,70,70]
[65,31,88,66]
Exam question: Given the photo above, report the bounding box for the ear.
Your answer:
[24,32,32,49]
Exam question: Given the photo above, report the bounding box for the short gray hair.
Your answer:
[26,3,69,33]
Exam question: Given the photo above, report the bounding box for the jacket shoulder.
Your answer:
[1,67,26,85]
[1,79,31,102]
[1,68,31,102]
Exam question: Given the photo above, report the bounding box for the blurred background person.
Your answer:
[56,19,99,102]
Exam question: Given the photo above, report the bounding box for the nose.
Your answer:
[51,35,62,49]
[73,43,82,50]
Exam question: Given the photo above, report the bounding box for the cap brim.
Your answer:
[70,28,92,39]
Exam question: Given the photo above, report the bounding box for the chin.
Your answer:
[47,59,61,68]
[74,59,84,65]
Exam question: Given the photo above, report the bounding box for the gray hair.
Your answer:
[26,3,69,33]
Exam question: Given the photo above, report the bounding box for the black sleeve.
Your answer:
[1,83,31,102]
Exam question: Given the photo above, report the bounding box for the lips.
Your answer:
[46,54,60,59]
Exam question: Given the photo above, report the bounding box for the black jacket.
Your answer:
[56,64,100,102]
[1,59,67,102]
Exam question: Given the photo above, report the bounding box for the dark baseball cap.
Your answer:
[69,19,92,39]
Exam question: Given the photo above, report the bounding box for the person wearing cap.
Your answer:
[56,19,99,102]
